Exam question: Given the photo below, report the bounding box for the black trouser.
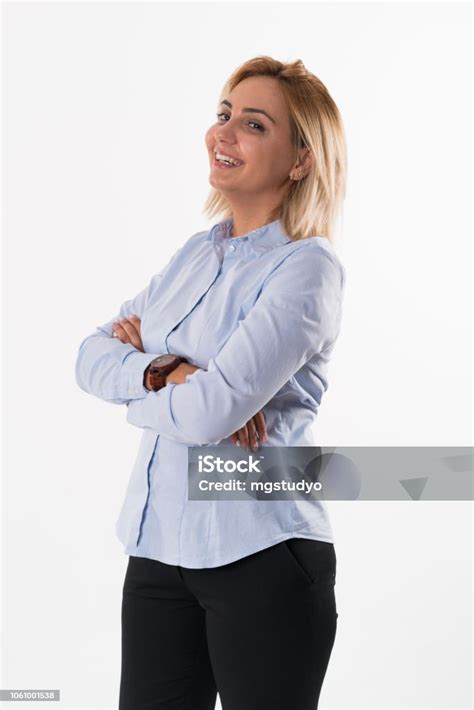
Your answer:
[118,538,338,710]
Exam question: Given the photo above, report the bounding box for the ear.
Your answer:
[296,148,313,174]
[289,149,313,180]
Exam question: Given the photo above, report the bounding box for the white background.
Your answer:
[2,1,472,708]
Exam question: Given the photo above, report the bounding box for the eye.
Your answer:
[215,113,264,132]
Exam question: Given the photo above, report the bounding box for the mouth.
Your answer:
[212,150,244,170]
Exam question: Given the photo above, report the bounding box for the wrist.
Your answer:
[143,354,188,392]
[143,368,152,391]
[165,362,202,386]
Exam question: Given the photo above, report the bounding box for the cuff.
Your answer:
[119,350,161,400]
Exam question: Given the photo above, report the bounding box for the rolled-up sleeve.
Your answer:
[126,244,345,444]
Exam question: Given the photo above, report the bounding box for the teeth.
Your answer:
[215,151,242,166]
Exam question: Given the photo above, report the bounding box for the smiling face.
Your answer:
[205,75,300,212]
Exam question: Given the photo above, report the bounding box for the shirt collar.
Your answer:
[206,217,292,255]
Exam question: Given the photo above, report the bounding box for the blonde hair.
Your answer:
[203,55,347,242]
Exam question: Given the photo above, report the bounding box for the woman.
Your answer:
[75,55,347,710]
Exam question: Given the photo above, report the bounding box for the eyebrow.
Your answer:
[220,99,276,125]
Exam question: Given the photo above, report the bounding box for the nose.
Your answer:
[215,119,236,143]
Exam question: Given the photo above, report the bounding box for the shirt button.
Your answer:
[229,244,236,252]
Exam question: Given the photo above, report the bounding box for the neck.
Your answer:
[229,210,278,239]
[226,196,283,238]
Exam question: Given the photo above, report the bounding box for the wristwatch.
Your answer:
[143,354,187,392]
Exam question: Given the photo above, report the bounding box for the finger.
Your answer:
[115,318,142,350]
[117,317,140,340]
[126,316,144,352]
[112,321,143,351]
[127,314,142,332]
[246,417,258,450]
[237,424,250,451]
[112,323,132,344]
[254,410,268,443]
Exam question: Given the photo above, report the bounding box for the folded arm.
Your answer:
[126,245,345,445]
[74,273,164,405]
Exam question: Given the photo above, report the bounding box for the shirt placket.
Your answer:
[162,244,223,354]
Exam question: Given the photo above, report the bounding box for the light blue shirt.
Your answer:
[75,217,346,567]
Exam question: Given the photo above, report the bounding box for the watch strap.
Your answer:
[144,354,187,392]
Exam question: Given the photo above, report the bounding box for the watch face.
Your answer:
[151,354,175,369]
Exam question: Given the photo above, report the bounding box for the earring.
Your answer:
[290,170,303,181]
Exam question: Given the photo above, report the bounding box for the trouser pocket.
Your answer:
[281,537,337,586]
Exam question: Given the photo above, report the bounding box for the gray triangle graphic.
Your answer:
[399,477,429,500]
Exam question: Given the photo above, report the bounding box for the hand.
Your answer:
[148,360,269,449]
[143,361,202,391]
[112,315,144,352]
[230,410,268,451]
[165,362,202,386]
